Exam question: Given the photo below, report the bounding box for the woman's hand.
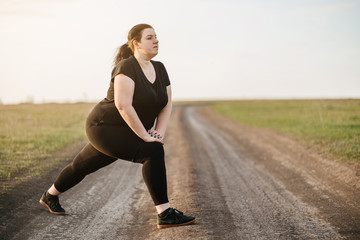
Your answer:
[143,131,164,144]
[146,130,164,144]
[148,129,163,139]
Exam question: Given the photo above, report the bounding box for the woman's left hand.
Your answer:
[148,129,164,143]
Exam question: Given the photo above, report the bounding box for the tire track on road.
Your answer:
[8,158,144,240]
[182,106,341,239]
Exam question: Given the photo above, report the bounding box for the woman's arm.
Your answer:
[154,85,172,137]
[114,74,160,143]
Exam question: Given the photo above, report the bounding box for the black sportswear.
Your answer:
[53,55,170,205]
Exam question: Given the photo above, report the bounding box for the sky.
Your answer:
[0,0,359,104]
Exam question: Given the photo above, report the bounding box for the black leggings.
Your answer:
[53,120,168,206]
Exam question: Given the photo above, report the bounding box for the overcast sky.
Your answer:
[0,0,359,104]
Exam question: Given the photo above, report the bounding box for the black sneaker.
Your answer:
[39,191,65,215]
[157,208,195,229]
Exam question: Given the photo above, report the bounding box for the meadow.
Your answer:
[0,103,94,191]
[212,99,360,164]
[1,99,359,192]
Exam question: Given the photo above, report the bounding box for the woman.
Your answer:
[39,23,195,229]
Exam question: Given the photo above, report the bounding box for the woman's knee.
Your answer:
[151,142,164,157]
[135,142,164,164]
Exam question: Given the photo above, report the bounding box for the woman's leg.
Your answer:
[48,184,61,196]
[133,142,169,210]
[40,143,117,214]
[133,142,196,228]
[155,203,171,214]
[87,125,171,212]
[53,143,117,193]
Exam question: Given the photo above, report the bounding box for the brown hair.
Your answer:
[114,23,153,65]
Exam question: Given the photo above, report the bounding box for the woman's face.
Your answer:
[135,28,159,58]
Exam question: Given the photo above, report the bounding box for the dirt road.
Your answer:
[1,104,359,239]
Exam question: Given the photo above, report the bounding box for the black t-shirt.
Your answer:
[97,55,170,130]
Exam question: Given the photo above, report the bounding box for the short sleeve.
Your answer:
[159,62,171,86]
[111,58,136,82]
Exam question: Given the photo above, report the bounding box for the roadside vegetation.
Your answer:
[0,103,94,192]
[212,99,360,164]
[1,99,359,193]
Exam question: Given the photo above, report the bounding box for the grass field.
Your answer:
[0,103,94,191]
[1,99,359,192]
[212,99,360,164]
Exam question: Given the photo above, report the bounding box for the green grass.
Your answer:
[0,103,94,190]
[212,99,360,164]
[1,100,359,192]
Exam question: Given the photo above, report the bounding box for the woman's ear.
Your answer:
[133,39,140,49]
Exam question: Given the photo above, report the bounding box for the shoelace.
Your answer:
[172,208,183,215]
[171,208,186,223]
[49,196,62,210]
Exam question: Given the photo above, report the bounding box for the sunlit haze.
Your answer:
[0,0,359,104]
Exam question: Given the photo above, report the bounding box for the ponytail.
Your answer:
[114,43,132,66]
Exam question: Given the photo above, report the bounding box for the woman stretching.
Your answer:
[39,23,195,229]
